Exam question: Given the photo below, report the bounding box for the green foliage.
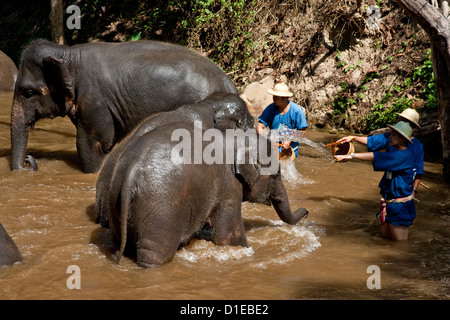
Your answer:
[332,81,359,115]
[330,47,436,132]
[412,49,437,108]
[362,49,436,131]
[182,0,257,73]
[363,95,413,130]
[121,0,257,74]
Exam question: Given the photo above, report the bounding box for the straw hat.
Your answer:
[387,121,413,144]
[396,108,420,128]
[267,82,293,97]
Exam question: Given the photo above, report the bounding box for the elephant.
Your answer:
[95,118,308,268]
[10,39,254,173]
[0,50,18,92]
[0,222,22,267]
[95,93,243,227]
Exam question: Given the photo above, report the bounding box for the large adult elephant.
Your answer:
[0,50,18,91]
[0,222,22,267]
[10,39,253,173]
[96,116,308,268]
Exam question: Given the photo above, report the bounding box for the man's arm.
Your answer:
[256,121,266,135]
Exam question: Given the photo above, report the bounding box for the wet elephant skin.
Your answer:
[10,39,254,173]
[96,117,308,268]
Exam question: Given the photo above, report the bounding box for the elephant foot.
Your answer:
[136,240,176,268]
[24,155,38,171]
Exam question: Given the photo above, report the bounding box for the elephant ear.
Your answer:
[42,56,74,102]
[233,144,260,187]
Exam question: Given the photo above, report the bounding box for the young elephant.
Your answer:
[95,94,247,228]
[97,120,308,268]
[0,222,22,267]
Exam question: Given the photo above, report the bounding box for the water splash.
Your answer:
[280,159,314,185]
[177,241,255,263]
[265,129,332,160]
[175,219,323,268]
[248,219,324,269]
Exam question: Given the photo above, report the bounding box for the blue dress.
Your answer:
[258,101,308,157]
[372,148,416,227]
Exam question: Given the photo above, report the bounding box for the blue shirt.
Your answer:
[367,132,424,175]
[258,101,308,156]
[373,149,415,199]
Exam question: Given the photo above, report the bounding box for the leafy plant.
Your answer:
[362,48,436,131]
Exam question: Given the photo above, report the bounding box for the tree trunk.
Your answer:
[432,43,450,183]
[49,0,66,45]
[395,0,450,182]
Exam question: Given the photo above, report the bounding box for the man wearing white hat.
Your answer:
[256,81,308,157]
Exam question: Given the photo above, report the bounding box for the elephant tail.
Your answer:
[116,182,132,265]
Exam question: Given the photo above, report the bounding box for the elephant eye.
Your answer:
[22,88,39,99]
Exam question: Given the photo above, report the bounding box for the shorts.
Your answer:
[384,201,416,227]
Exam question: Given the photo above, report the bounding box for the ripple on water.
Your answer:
[176,219,324,269]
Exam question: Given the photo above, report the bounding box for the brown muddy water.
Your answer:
[0,91,449,300]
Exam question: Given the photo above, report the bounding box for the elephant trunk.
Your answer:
[10,98,35,171]
[269,182,308,225]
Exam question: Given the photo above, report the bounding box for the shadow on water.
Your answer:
[289,132,450,299]
[0,148,81,171]
[90,227,116,262]
[20,149,81,171]
[290,192,449,299]
[243,217,280,231]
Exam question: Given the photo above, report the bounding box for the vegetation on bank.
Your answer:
[0,0,437,133]
[334,47,436,131]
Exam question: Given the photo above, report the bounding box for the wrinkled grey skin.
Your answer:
[0,222,22,267]
[95,93,251,228]
[11,39,253,173]
[96,119,308,268]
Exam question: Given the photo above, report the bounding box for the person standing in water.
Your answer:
[335,121,417,241]
[336,108,424,198]
[256,81,308,157]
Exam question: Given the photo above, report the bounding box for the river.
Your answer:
[0,91,449,300]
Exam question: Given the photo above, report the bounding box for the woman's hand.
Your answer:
[334,154,352,162]
[335,136,353,144]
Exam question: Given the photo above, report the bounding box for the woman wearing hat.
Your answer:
[335,121,417,241]
[336,108,424,197]
[256,81,308,157]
